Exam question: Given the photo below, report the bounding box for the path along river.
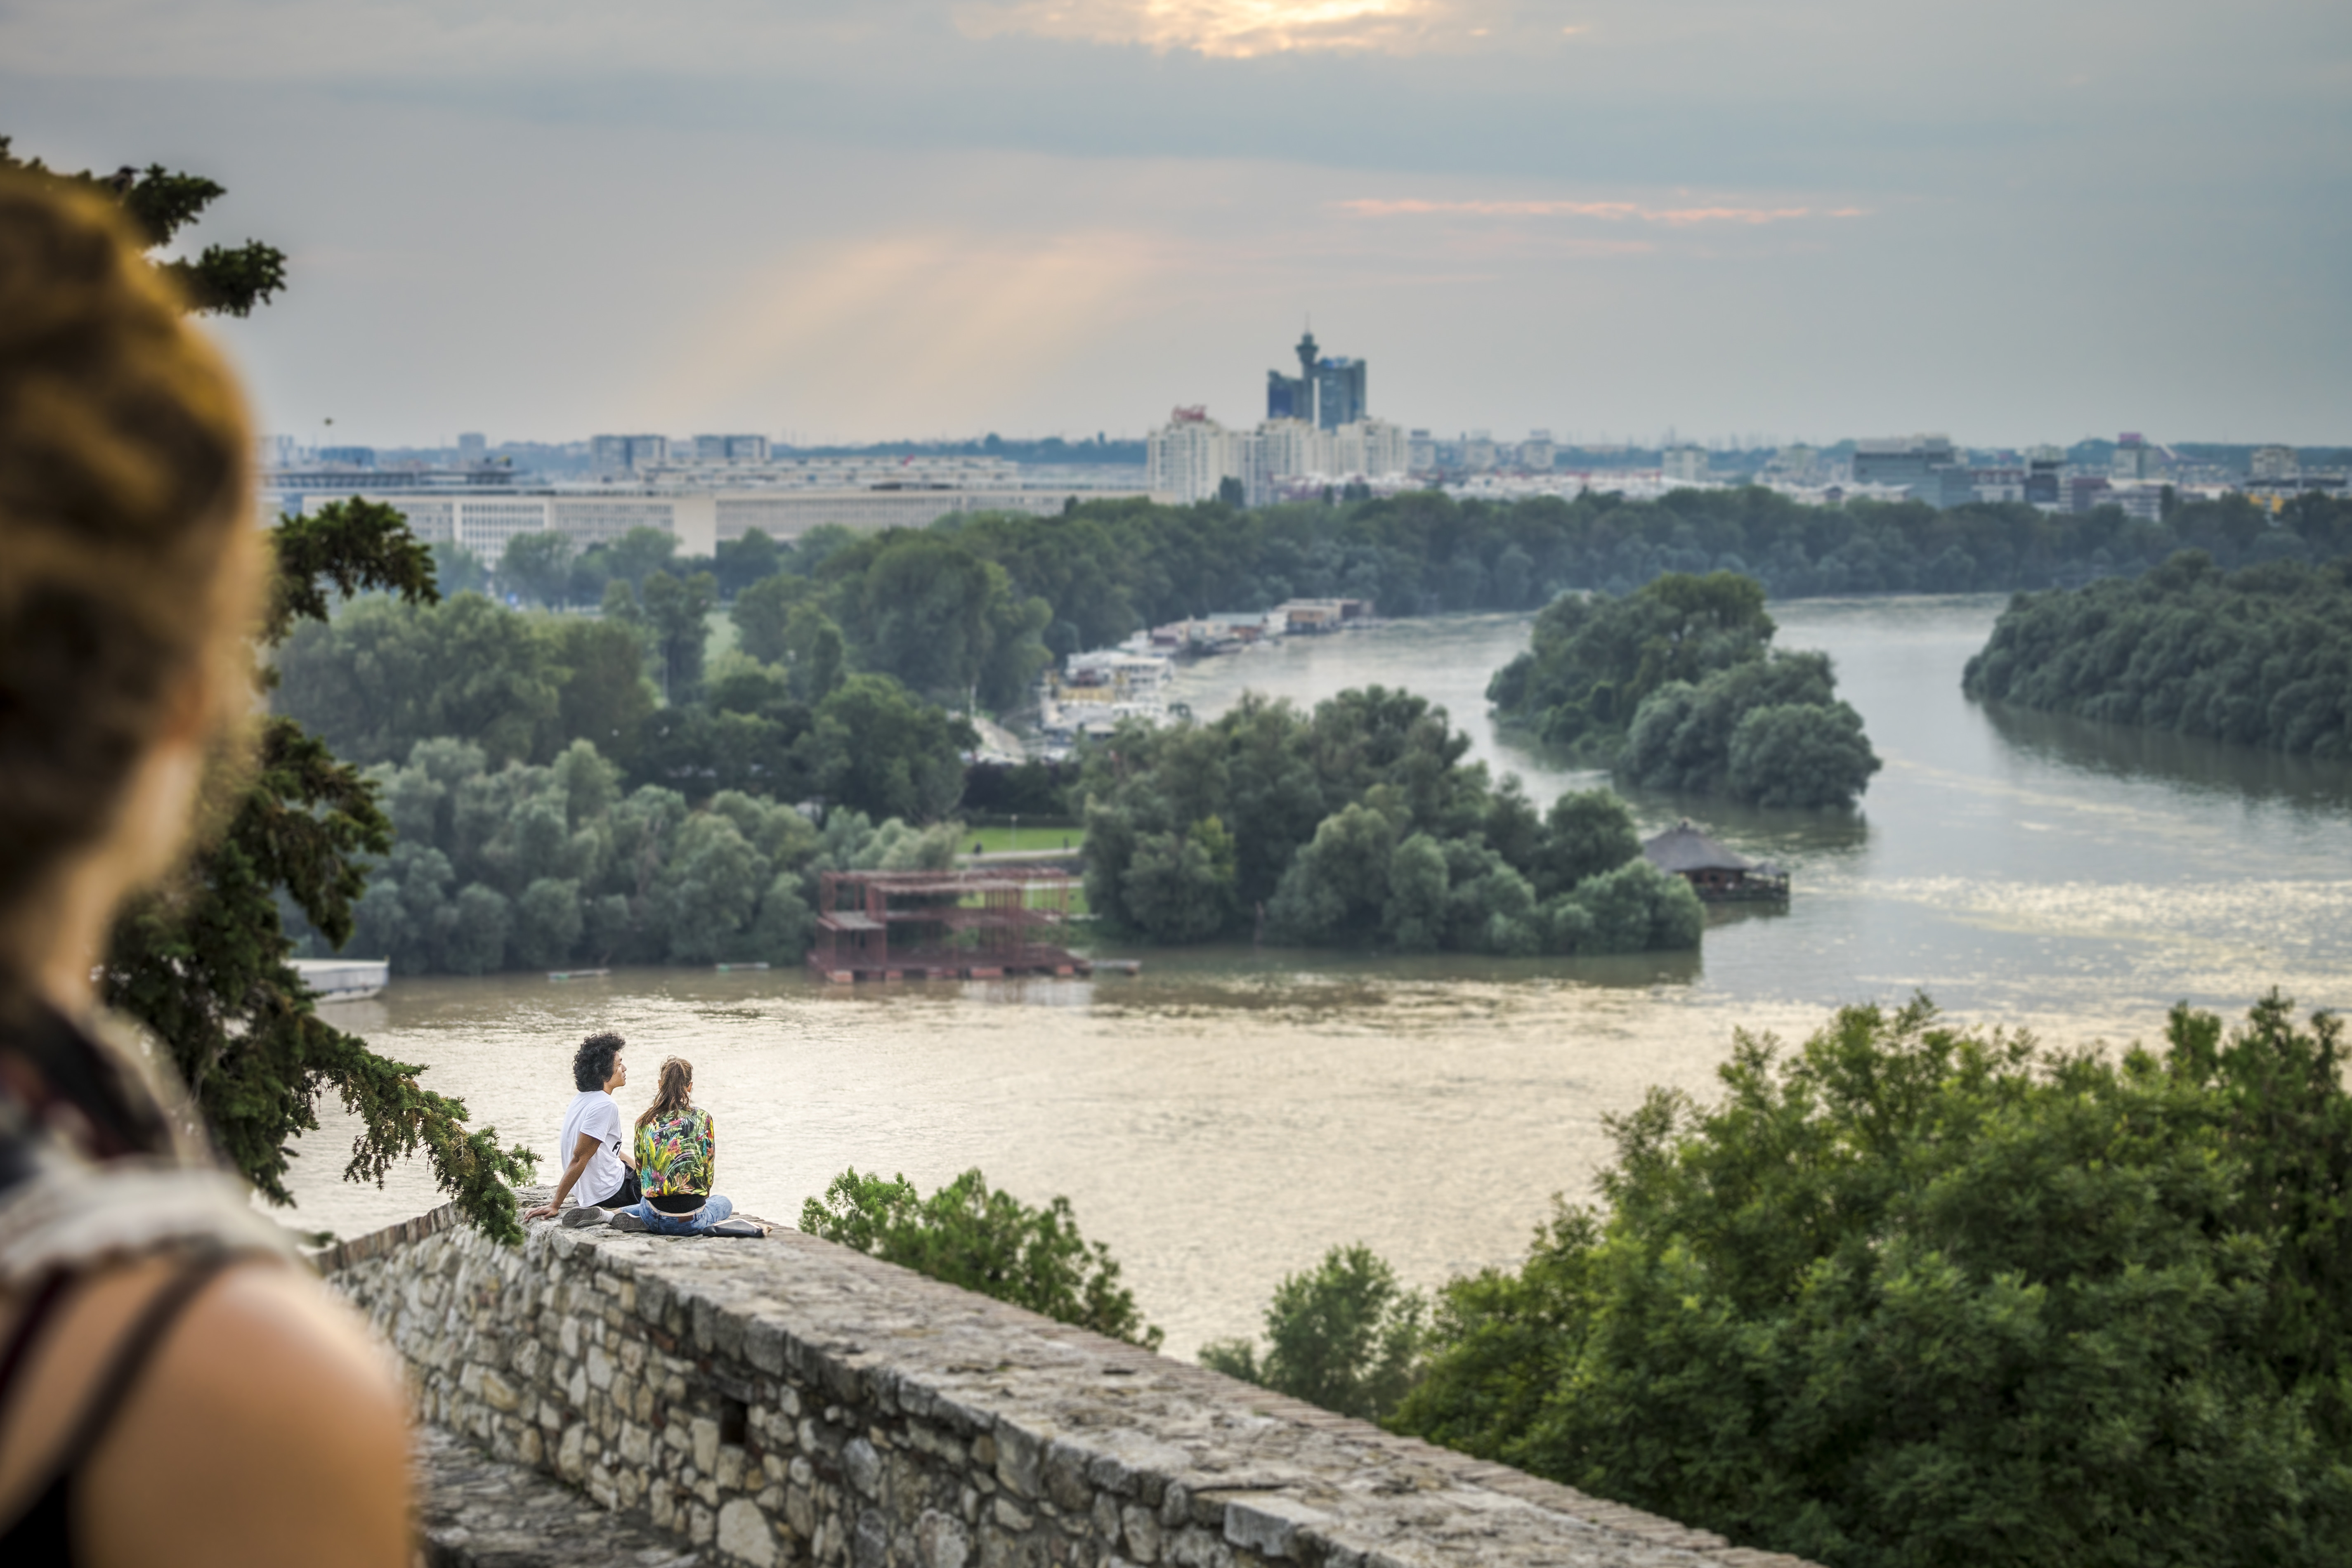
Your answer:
[282,595,2352,1357]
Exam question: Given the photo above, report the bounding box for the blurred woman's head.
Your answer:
[0,175,261,1000]
[637,1057,694,1129]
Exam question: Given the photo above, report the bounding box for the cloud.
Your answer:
[1335,198,1869,226]
[954,0,1507,58]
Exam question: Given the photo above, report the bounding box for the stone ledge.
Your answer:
[341,1188,1822,1568]
[418,1422,701,1568]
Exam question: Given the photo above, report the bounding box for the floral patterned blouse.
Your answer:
[635,1107,715,1200]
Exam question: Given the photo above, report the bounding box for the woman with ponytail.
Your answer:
[614,1058,737,1236]
[0,175,410,1564]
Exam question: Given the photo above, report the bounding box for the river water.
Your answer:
[285,595,2352,1357]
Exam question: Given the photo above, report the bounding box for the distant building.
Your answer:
[1266,330,1316,423]
[2025,450,2064,509]
[2066,475,2113,513]
[591,434,670,474]
[1264,328,1369,430]
[2250,444,2300,482]
[1407,429,1437,472]
[1147,408,1235,504]
[1853,434,1968,507]
[1662,445,1709,484]
[1971,468,2026,504]
[2111,432,2161,480]
[1313,357,1367,430]
[457,432,487,465]
[1520,430,1556,471]
[317,445,376,468]
[1464,432,1498,472]
[694,433,770,465]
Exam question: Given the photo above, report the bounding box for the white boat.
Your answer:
[292,957,390,1003]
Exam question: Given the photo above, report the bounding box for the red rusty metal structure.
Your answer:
[809,868,1089,981]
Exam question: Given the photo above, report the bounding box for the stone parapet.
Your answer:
[331,1193,1815,1568]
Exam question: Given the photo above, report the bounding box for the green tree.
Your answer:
[0,136,286,315]
[547,616,656,769]
[1200,1245,1427,1422]
[731,572,810,665]
[104,508,537,1240]
[640,568,717,702]
[802,1167,1162,1349]
[1393,994,2352,1567]
[28,147,541,1240]
[498,530,575,607]
[812,674,973,821]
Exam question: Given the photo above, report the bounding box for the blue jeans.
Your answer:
[628,1193,732,1235]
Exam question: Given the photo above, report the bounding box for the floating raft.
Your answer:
[810,868,1095,983]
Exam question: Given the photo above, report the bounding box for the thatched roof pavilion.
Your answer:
[1640,821,1788,902]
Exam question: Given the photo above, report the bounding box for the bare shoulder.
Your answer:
[81,1261,413,1568]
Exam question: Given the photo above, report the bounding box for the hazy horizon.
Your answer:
[7,1,2347,448]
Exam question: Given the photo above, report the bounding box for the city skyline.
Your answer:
[7,1,2347,446]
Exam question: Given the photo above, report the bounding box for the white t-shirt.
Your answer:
[557,1089,626,1207]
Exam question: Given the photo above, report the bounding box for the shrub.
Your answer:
[801,1168,1161,1350]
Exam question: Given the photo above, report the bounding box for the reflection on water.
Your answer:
[1981,701,2352,816]
[280,595,2352,1358]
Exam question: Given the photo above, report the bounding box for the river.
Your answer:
[284,595,2352,1357]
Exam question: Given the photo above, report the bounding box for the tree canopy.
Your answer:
[1964,550,2352,757]
[1392,993,2352,1567]
[1491,573,1881,808]
[801,1167,1161,1350]
[1077,688,1701,954]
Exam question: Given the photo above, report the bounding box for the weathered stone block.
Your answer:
[719,1497,781,1567]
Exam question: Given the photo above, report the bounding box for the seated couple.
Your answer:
[522,1032,760,1236]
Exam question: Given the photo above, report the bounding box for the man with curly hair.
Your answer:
[523,1033,639,1225]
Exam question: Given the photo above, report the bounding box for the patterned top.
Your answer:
[634,1107,715,1200]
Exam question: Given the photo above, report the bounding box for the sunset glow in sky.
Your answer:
[6,0,2345,445]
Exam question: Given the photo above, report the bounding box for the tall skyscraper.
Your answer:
[457,431,487,465]
[1313,357,1366,430]
[1264,328,1367,430]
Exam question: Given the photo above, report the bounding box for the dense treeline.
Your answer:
[274,589,973,822]
[489,489,2352,709]
[1078,688,1703,954]
[1964,551,2352,757]
[1489,573,1881,808]
[1387,993,2352,1567]
[328,737,960,974]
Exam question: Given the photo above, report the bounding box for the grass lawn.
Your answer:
[960,823,1084,856]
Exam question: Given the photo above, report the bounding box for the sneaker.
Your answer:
[608,1211,650,1233]
[560,1205,610,1228]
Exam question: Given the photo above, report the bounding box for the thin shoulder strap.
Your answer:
[43,1250,242,1481]
[0,1271,74,1415]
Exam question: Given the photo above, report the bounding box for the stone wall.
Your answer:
[328,1193,1814,1568]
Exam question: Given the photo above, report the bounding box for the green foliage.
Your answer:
[801,1168,1162,1350]
[328,736,957,975]
[1496,574,1880,808]
[1079,688,1692,954]
[0,136,288,316]
[817,530,1053,711]
[1391,994,2352,1567]
[1964,551,2352,757]
[810,674,976,821]
[104,526,536,1240]
[497,531,575,608]
[1488,571,1776,753]
[19,134,534,1238]
[1200,1245,1426,1422]
[1623,649,1882,808]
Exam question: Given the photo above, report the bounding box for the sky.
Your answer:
[5,0,2347,448]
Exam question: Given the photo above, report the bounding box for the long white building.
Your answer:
[274,481,1169,562]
